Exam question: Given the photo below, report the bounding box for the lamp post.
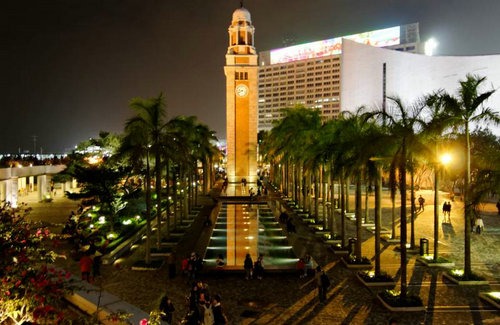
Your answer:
[433,152,451,262]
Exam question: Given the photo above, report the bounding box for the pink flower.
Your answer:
[140,319,148,325]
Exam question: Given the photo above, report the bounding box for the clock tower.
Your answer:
[224,5,258,184]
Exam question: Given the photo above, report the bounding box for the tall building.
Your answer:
[224,6,258,183]
[257,23,422,130]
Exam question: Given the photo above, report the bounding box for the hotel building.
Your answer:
[257,23,422,130]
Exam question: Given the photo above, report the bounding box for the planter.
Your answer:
[442,272,489,286]
[381,235,400,244]
[417,256,455,268]
[356,272,395,288]
[377,293,425,312]
[478,292,500,309]
[341,257,372,270]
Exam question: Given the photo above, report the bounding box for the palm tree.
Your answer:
[125,94,167,251]
[371,96,426,298]
[424,91,455,262]
[440,74,499,279]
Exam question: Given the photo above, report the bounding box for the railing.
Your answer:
[0,165,66,180]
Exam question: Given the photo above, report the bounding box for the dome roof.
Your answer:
[232,6,251,23]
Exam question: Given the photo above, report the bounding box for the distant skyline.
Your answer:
[3,0,500,153]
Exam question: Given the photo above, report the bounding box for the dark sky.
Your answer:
[3,0,500,153]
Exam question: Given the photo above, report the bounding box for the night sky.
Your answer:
[3,0,500,153]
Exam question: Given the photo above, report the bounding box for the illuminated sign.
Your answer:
[270,26,401,64]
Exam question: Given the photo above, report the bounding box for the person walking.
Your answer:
[79,252,93,282]
[475,216,484,234]
[303,253,312,278]
[418,195,425,211]
[314,266,329,304]
[159,294,175,324]
[254,254,264,280]
[244,253,253,280]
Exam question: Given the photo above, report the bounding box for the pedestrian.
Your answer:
[315,266,329,304]
[254,254,264,280]
[182,255,190,277]
[418,195,425,211]
[244,253,253,280]
[216,254,225,270]
[159,294,175,324]
[297,258,305,278]
[496,200,500,215]
[475,216,484,234]
[303,253,312,278]
[188,252,199,281]
[212,294,228,325]
[79,252,93,282]
[201,301,214,325]
[442,201,447,221]
[446,202,452,221]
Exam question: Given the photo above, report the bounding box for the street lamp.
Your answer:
[433,152,451,262]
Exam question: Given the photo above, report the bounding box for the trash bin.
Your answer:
[419,238,429,256]
[348,238,357,254]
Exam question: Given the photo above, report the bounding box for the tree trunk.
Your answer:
[355,174,363,259]
[399,140,408,299]
[375,165,382,275]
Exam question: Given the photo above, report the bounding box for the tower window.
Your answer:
[235,72,248,80]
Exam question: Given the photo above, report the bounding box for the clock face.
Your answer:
[235,84,249,97]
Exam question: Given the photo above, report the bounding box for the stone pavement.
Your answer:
[23,186,500,324]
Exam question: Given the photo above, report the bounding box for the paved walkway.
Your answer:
[23,186,500,324]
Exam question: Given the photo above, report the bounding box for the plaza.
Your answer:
[24,181,500,324]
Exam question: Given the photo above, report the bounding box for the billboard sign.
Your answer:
[270,26,401,64]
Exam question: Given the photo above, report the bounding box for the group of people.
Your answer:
[442,201,452,223]
[182,252,204,282]
[160,280,228,325]
[243,253,265,280]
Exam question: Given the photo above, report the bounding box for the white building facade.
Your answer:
[257,24,422,130]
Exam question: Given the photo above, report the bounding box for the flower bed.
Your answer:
[443,269,489,285]
[377,290,425,312]
[356,271,395,287]
[478,292,500,309]
[417,255,455,268]
[341,256,372,269]
[356,271,395,288]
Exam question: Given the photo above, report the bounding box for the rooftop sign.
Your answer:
[270,26,401,64]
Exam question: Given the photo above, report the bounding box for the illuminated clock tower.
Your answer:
[224,5,258,183]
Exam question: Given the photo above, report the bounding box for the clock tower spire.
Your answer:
[224,5,258,184]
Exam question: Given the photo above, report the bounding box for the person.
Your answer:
[442,201,447,221]
[201,301,214,325]
[168,252,176,279]
[181,255,190,277]
[244,253,253,280]
[475,216,484,234]
[211,294,227,325]
[303,253,312,278]
[79,252,93,282]
[496,200,500,215]
[254,254,264,280]
[297,258,305,278]
[159,294,175,324]
[187,252,199,281]
[418,195,425,211]
[315,266,328,304]
[216,254,225,270]
[446,201,452,221]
